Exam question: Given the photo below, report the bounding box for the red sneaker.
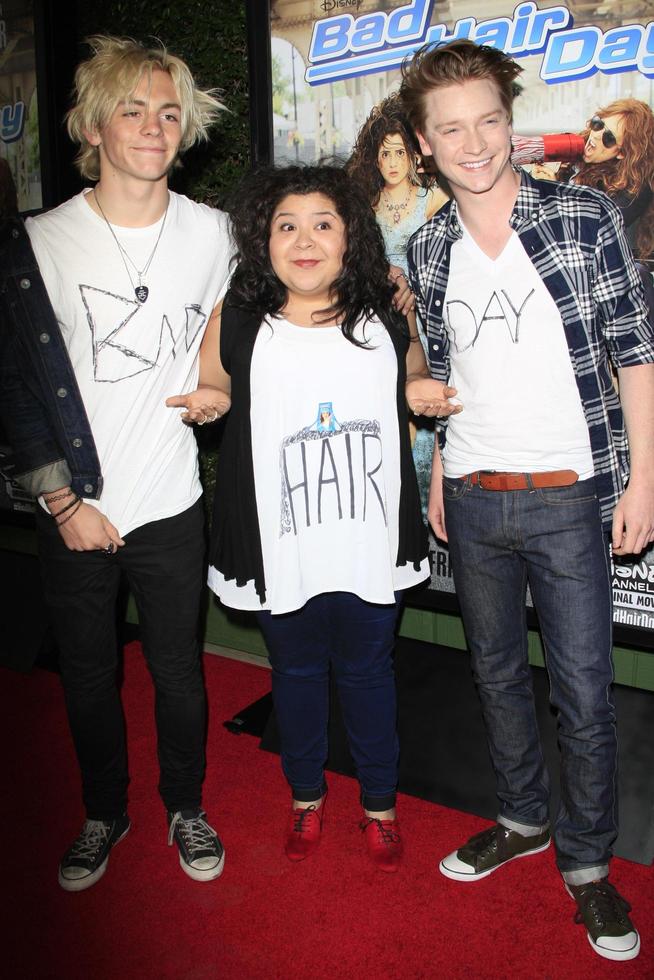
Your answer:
[285,804,323,862]
[360,817,403,873]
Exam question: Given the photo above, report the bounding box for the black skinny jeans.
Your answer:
[37,500,207,819]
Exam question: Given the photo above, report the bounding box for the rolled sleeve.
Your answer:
[594,198,654,367]
[12,459,73,498]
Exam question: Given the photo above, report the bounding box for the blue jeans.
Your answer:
[257,592,402,811]
[443,476,616,885]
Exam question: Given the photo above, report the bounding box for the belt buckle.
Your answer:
[478,470,497,491]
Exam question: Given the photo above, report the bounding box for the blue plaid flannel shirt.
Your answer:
[407,169,654,530]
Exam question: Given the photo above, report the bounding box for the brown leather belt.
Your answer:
[462,470,579,491]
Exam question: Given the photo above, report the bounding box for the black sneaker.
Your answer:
[439,823,550,881]
[167,809,225,881]
[567,879,640,961]
[58,815,130,892]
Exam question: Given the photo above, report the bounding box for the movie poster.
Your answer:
[269,1,654,626]
[0,0,41,212]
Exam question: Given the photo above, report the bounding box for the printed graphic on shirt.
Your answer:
[184,305,206,351]
[79,285,206,381]
[280,403,387,536]
[314,401,341,433]
[445,287,535,352]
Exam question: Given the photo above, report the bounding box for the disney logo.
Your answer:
[320,0,362,12]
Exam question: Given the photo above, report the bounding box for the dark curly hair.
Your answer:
[226,164,406,346]
[346,93,436,208]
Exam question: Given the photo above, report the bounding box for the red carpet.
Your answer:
[2,642,652,979]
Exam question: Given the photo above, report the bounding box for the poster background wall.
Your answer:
[0,0,41,212]
[270,2,654,177]
[268,1,654,633]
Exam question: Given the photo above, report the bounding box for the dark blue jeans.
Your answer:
[443,476,616,885]
[37,501,207,820]
[257,592,402,811]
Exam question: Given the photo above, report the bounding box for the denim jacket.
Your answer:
[0,215,102,499]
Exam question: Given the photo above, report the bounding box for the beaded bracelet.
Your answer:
[51,493,80,520]
[44,488,74,505]
[56,499,82,527]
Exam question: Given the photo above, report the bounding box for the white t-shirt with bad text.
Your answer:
[27,190,232,535]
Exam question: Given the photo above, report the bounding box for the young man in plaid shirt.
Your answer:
[403,39,654,962]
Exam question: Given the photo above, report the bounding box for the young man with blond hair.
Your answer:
[402,39,654,961]
[0,36,232,889]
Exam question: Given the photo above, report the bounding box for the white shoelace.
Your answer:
[68,819,110,858]
[167,812,218,854]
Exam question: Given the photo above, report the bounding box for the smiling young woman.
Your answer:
[167,164,459,873]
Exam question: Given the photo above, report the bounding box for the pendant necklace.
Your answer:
[93,188,169,304]
[382,186,413,225]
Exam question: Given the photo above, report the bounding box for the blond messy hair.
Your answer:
[400,39,523,134]
[66,35,225,181]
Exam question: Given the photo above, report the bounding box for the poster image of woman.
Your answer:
[534,98,654,267]
[346,93,447,278]
[347,95,448,518]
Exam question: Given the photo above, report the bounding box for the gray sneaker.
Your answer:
[567,879,640,961]
[58,815,130,891]
[439,823,550,881]
[167,809,225,881]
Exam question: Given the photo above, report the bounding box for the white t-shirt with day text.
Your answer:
[441,223,594,480]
